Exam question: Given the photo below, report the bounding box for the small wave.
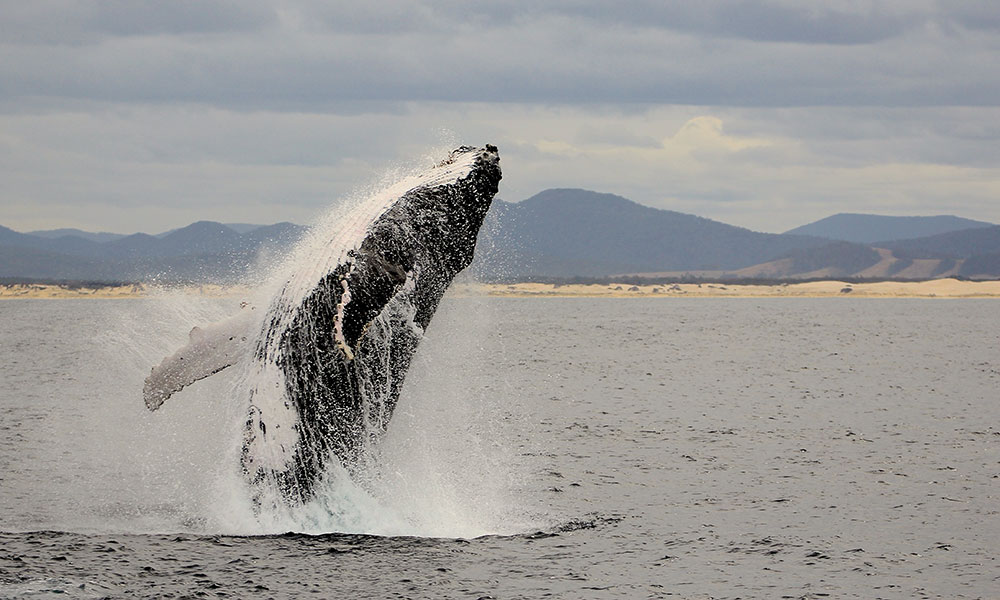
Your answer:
[0,578,120,600]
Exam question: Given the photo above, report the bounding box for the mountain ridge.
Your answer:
[0,221,308,283]
[3,191,999,282]
[784,213,994,244]
[475,189,831,278]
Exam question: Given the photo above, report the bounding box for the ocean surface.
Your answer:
[0,296,997,599]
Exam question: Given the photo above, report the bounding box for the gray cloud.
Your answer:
[0,0,275,44]
[296,1,924,44]
[1,1,999,234]
[1,1,997,108]
[943,0,1000,32]
[536,1,922,44]
[4,103,996,234]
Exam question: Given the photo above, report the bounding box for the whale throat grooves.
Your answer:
[240,145,501,505]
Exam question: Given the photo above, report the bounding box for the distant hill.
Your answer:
[0,242,122,281]
[784,213,994,243]
[224,223,270,234]
[155,222,271,237]
[0,222,306,283]
[703,226,1000,280]
[960,251,1000,278]
[755,242,883,279]
[27,228,126,243]
[473,190,1000,280]
[474,189,829,278]
[5,191,999,283]
[880,225,1000,258]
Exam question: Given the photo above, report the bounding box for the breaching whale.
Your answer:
[143,145,501,504]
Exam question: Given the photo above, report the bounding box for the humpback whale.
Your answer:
[143,145,501,504]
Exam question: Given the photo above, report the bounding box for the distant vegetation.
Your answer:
[3,189,998,283]
[0,277,135,288]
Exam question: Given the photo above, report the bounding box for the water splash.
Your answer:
[201,290,526,538]
[2,148,528,538]
[169,149,522,537]
[3,288,535,539]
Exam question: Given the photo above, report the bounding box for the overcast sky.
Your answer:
[2,0,998,234]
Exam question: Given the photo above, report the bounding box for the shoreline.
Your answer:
[463,279,1000,298]
[0,283,249,300]
[3,278,1000,300]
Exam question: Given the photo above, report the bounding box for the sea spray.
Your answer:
[31,293,243,534]
[204,145,524,536]
[26,147,525,537]
[211,285,522,537]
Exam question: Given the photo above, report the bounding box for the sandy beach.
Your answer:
[4,278,1000,300]
[0,283,249,300]
[464,278,1000,298]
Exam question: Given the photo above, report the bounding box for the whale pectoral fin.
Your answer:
[143,308,256,411]
[330,223,416,342]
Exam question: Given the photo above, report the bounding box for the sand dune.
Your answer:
[0,283,247,299]
[465,278,1000,298]
[4,278,1000,300]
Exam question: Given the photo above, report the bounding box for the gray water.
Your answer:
[0,296,997,599]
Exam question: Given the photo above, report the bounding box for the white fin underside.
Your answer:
[143,307,257,410]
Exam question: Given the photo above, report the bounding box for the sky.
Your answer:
[2,0,999,234]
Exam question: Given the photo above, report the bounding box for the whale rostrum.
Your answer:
[143,145,501,504]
